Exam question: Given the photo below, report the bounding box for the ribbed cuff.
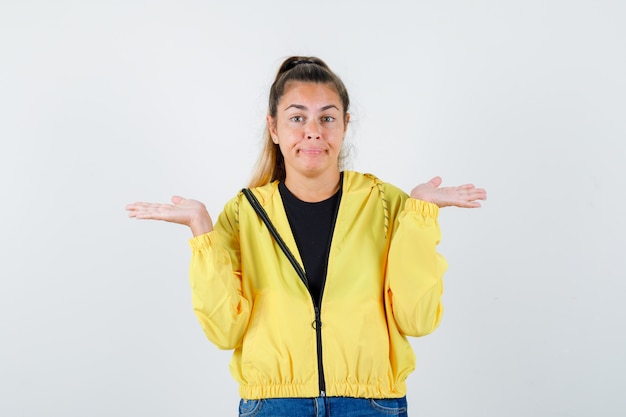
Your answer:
[188,231,218,251]
[404,198,440,218]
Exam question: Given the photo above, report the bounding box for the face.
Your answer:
[268,82,349,180]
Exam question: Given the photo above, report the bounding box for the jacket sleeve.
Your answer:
[188,198,251,350]
[385,198,448,337]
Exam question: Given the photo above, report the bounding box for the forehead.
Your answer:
[280,82,342,108]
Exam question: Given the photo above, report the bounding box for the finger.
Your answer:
[428,176,443,188]
[453,199,482,208]
[126,202,160,210]
[459,185,487,200]
[133,207,173,220]
[126,204,150,216]
[125,202,147,210]
[134,211,166,220]
[171,195,185,205]
[457,187,487,199]
[467,189,487,200]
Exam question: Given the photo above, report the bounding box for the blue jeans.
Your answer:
[238,396,408,417]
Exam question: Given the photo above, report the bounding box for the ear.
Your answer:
[267,115,278,143]
[343,113,350,134]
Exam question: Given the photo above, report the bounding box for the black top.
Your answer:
[278,179,342,303]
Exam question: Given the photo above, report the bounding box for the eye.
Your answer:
[289,115,304,123]
[321,116,335,123]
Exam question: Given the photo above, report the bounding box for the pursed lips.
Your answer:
[298,148,326,154]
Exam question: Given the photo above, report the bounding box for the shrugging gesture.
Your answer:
[410,176,487,208]
[125,55,490,411]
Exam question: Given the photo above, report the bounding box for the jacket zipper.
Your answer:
[288,268,326,397]
[241,177,342,398]
[294,197,340,398]
[313,304,326,396]
[272,246,327,397]
[312,183,342,397]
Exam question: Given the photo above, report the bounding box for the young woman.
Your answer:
[126,56,486,417]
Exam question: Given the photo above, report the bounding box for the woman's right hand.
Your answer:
[125,196,214,237]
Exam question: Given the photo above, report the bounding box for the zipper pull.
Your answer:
[312,306,322,329]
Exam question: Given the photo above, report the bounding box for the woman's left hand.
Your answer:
[410,176,487,208]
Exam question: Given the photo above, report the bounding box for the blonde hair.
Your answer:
[248,56,350,188]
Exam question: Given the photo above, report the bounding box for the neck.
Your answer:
[284,170,342,202]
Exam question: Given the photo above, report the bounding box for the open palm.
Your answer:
[410,177,487,208]
[125,196,214,235]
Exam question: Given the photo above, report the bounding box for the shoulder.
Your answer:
[244,181,280,206]
[223,181,279,209]
[220,181,280,221]
[343,171,407,200]
[216,181,280,232]
[343,171,409,237]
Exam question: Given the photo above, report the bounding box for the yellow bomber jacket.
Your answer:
[188,171,448,399]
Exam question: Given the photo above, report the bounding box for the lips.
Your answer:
[298,148,326,154]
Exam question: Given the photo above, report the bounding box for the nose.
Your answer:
[305,120,321,139]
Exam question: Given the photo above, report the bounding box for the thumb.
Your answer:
[428,176,443,188]
[171,195,185,205]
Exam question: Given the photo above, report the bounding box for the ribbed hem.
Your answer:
[239,381,406,400]
[240,382,319,400]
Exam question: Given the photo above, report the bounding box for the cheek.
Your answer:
[277,141,292,156]
[329,129,345,144]
[276,123,296,139]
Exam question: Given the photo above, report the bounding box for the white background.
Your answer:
[1,1,625,416]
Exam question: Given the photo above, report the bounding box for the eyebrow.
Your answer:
[283,104,340,112]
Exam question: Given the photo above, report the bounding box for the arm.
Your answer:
[386,176,487,337]
[189,201,251,350]
[126,195,250,349]
[386,199,447,337]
